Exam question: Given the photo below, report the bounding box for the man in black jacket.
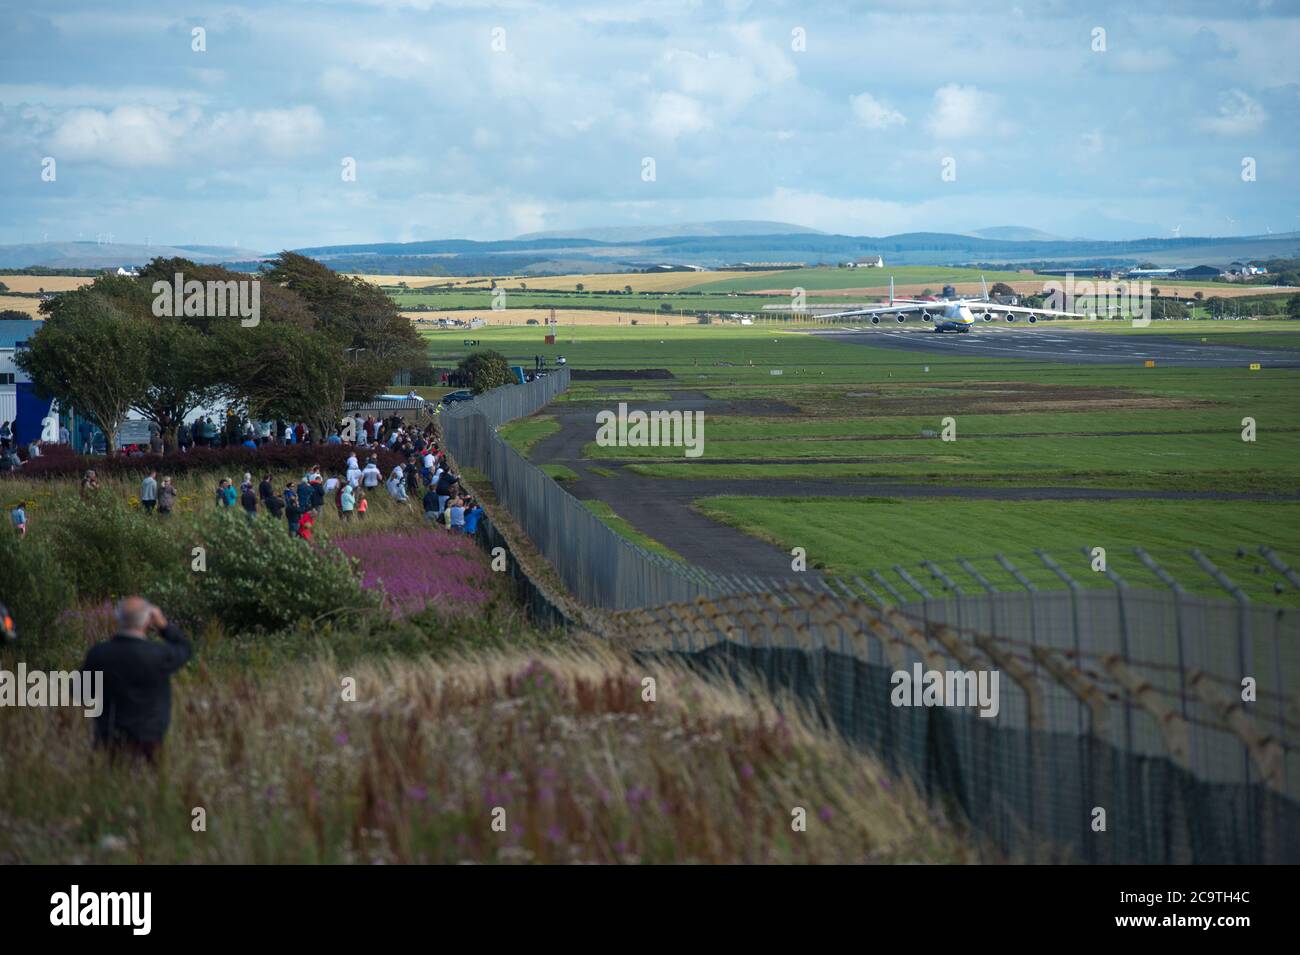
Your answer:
[81,598,192,764]
[435,468,459,513]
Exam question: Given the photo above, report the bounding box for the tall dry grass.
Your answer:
[0,648,976,864]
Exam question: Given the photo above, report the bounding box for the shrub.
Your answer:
[47,496,186,601]
[0,531,75,640]
[152,509,381,634]
[456,349,512,394]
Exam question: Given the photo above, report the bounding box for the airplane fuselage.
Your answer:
[931,303,976,332]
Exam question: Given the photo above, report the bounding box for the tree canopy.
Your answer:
[16,253,431,448]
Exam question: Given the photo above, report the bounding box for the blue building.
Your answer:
[0,318,53,447]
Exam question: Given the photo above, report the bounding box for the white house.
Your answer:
[847,256,885,268]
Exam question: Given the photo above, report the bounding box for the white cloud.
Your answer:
[45,104,325,168]
[850,92,906,130]
[510,202,548,235]
[924,84,993,139]
[647,91,711,139]
[49,106,188,167]
[0,84,207,110]
[1198,89,1267,135]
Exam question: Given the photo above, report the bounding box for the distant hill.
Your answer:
[0,241,268,269]
[966,226,1064,242]
[515,220,825,242]
[8,228,1298,277]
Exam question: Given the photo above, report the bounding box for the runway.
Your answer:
[810,325,1300,368]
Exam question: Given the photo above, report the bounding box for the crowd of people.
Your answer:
[174,417,484,540]
[9,415,485,545]
[2,408,447,463]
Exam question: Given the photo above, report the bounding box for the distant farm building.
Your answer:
[1173,265,1224,279]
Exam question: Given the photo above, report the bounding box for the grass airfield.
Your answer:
[426,319,1300,594]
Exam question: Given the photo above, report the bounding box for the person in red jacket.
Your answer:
[297,508,315,541]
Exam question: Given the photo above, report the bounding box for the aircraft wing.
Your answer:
[808,302,937,321]
[964,302,1088,319]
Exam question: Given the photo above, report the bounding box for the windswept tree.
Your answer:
[263,252,427,399]
[131,320,223,452]
[219,323,346,439]
[17,290,152,453]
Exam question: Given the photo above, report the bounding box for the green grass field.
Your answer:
[685,265,1034,293]
[423,322,1300,595]
[497,415,559,457]
[694,496,1300,603]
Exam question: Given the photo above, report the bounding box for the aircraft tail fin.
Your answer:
[980,274,989,300]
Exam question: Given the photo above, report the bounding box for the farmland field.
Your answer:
[0,295,42,316]
[0,275,94,293]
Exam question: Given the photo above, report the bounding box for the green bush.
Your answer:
[152,510,381,634]
[0,531,75,640]
[456,349,513,394]
[47,497,186,601]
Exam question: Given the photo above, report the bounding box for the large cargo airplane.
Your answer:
[814,277,1085,333]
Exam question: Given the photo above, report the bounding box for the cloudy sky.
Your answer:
[2,0,1298,249]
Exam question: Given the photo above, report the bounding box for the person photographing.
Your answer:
[81,598,192,764]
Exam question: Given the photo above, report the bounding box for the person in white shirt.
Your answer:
[361,460,382,488]
[346,452,359,472]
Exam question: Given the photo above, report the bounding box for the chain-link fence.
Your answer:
[442,371,1299,862]
[440,369,726,608]
[603,585,1300,863]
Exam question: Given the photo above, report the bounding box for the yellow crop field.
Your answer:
[347,274,508,289]
[404,308,698,327]
[0,275,93,293]
[501,271,749,293]
[0,295,43,317]
[355,270,747,293]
